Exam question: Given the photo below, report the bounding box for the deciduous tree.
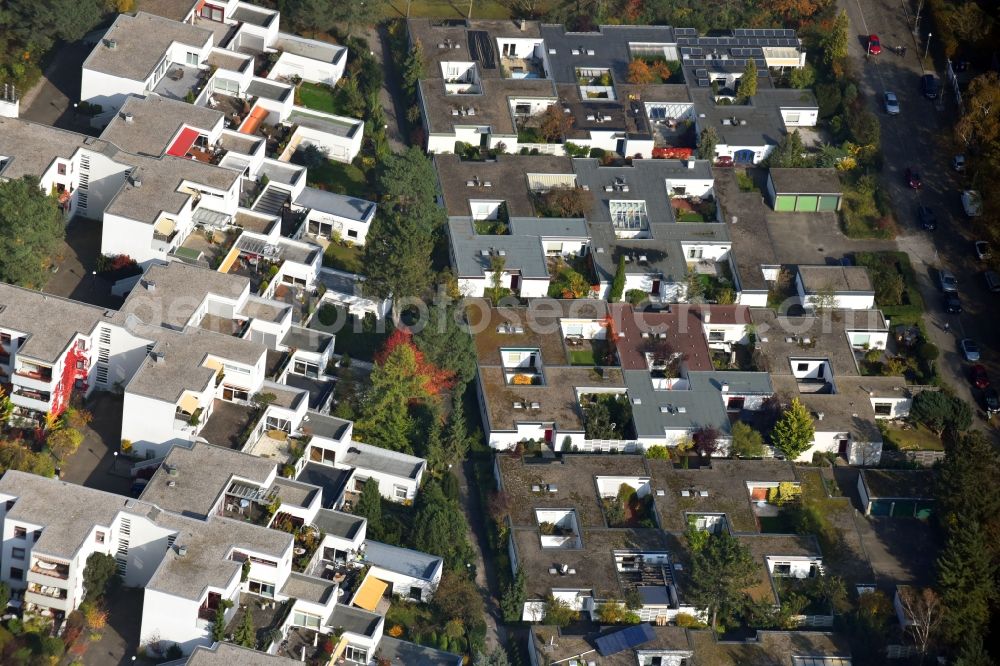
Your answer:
[896,586,944,657]
[627,58,656,85]
[538,104,574,142]
[415,302,477,392]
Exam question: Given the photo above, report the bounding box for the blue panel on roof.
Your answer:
[595,624,656,656]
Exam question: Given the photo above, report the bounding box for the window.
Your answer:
[292,611,322,629]
[409,586,422,601]
[248,580,276,598]
[796,363,809,372]
[96,365,109,384]
[95,531,106,544]
[12,547,25,560]
[688,247,703,259]
[13,526,26,539]
[215,78,240,95]
[186,51,199,66]
[773,563,791,576]
[609,200,648,230]
[10,567,25,580]
[99,328,112,344]
[786,112,800,124]
[200,3,223,21]
[394,485,407,501]
[708,331,725,342]
[57,163,67,176]
[98,348,110,363]
[344,646,368,663]
[873,403,892,416]
[347,230,358,239]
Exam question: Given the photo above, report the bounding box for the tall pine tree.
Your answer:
[936,512,997,645]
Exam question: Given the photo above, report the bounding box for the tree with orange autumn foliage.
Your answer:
[358,330,455,454]
[627,58,656,85]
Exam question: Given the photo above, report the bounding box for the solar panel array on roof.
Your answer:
[595,624,657,656]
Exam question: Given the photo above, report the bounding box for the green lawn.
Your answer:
[882,423,944,451]
[297,82,337,114]
[322,242,363,273]
[307,160,372,200]
[569,349,596,366]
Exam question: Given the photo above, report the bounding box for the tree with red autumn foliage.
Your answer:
[359,330,455,454]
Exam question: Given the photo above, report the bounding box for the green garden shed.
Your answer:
[766,167,842,212]
[857,469,935,518]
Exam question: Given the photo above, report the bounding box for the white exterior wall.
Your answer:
[780,108,819,127]
[82,149,132,221]
[738,290,769,307]
[80,68,146,113]
[847,330,889,349]
[427,132,461,154]
[681,241,729,260]
[870,395,911,419]
[304,209,372,245]
[270,48,345,86]
[140,587,214,653]
[102,214,156,265]
[123,514,177,587]
[285,117,363,163]
[366,564,440,603]
[715,143,773,165]
[624,137,655,159]
[793,430,882,466]
[120,392,191,458]
[665,172,714,198]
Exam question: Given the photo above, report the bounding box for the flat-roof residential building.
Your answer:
[751,308,912,464]
[409,19,811,161]
[857,469,936,518]
[795,266,875,312]
[766,168,843,213]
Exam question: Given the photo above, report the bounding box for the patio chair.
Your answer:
[168,68,184,81]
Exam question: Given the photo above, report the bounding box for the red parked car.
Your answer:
[970,364,990,390]
[905,167,923,189]
[714,156,734,167]
[868,34,882,55]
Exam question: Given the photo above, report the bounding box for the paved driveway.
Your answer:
[60,393,132,495]
[837,0,993,426]
[20,40,95,133]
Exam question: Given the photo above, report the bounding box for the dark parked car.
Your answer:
[921,74,939,99]
[918,206,937,230]
[984,388,1000,415]
[975,241,991,260]
[905,167,922,189]
[970,364,990,390]
[944,293,963,313]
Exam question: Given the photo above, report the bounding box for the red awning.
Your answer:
[166,127,200,158]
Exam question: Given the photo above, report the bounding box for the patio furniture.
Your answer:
[168,68,185,81]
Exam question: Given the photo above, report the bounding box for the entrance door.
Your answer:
[734,149,755,163]
[837,438,849,459]
[510,274,521,292]
[651,279,661,295]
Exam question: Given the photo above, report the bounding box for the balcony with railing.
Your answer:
[13,363,53,383]
[27,583,68,600]
[30,559,69,579]
[12,387,52,410]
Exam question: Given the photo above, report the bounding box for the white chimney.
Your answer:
[124,112,133,123]
[816,412,824,421]
[721,382,729,393]
[703,311,711,323]
[687,160,696,169]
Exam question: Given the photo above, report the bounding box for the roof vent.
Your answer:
[167,464,178,476]
[531,484,541,492]
[176,545,188,557]
[659,406,670,413]
[721,382,730,393]
[530,401,541,409]
[680,490,690,497]
[560,563,569,574]
[124,112,134,123]
[677,406,687,414]
[513,402,524,409]
[167,479,177,488]
[632,398,642,405]
[144,279,156,292]
[152,351,165,364]
[131,174,142,188]
[699,490,708,497]
[107,39,118,50]
[656,489,665,496]
[816,412,824,421]
[548,484,558,493]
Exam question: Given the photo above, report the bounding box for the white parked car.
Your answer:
[883,91,900,115]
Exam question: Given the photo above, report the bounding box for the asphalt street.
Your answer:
[838,0,995,424]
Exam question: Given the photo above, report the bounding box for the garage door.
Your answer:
[794,195,818,212]
[774,195,796,212]
[818,195,840,211]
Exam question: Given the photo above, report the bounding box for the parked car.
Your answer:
[921,74,939,98]
[975,241,991,260]
[953,154,966,172]
[970,364,990,389]
[917,206,937,230]
[962,190,983,217]
[938,269,958,292]
[960,338,981,362]
[984,270,1000,293]
[883,91,900,115]
[714,156,734,167]
[983,387,999,415]
[868,34,882,55]
[905,167,922,189]
[944,293,963,313]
